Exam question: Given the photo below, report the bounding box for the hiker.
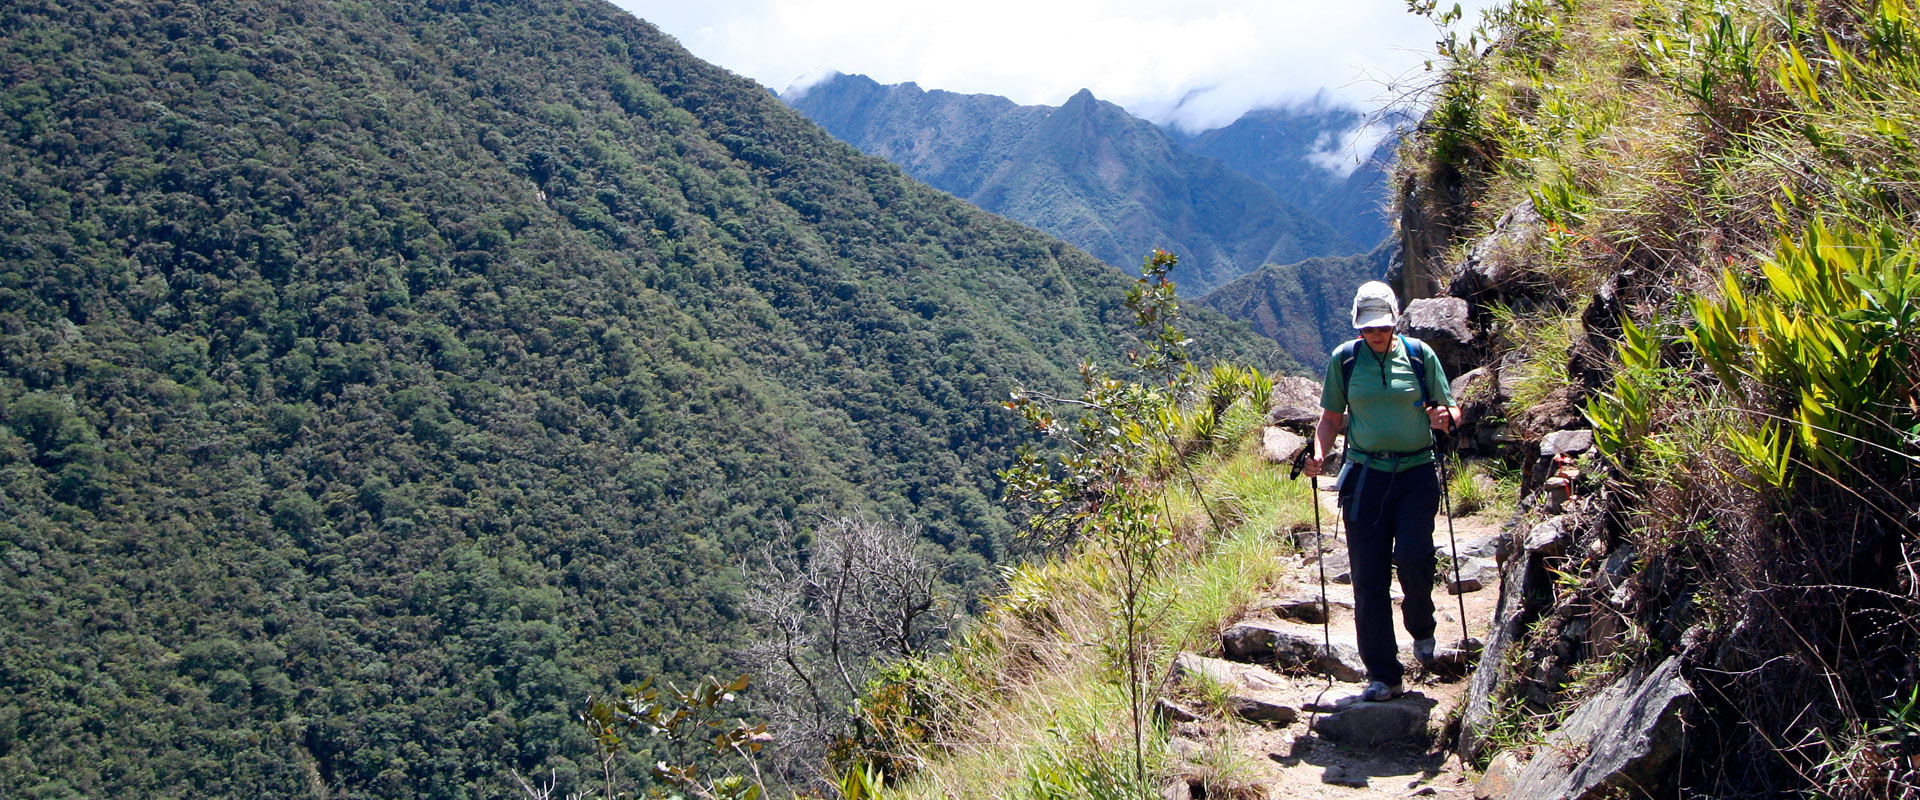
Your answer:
[1301,281,1460,702]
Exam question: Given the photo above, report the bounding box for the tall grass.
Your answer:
[865,395,1315,798]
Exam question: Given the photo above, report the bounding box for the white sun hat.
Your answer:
[1350,281,1400,329]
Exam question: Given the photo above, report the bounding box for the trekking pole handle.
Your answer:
[1425,400,1458,436]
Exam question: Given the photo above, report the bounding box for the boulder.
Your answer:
[1289,526,1342,557]
[1172,652,1286,692]
[1498,657,1694,799]
[1444,556,1500,594]
[1229,694,1300,726]
[1451,366,1501,405]
[1541,429,1595,457]
[1155,697,1201,724]
[1400,296,1476,376]
[1268,405,1320,432]
[1450,366,1510,453]
[1264,585,1355,623]
[1431,637,1485,668]
[1219,620,1368,682]
[1453,531,1503,561]
[1269,376,1322,411]
[1310,692,1436,745]
[1261,427,1309,466]
[1268,591,1339,625]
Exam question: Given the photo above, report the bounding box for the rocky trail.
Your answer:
[1160,481,1508,799]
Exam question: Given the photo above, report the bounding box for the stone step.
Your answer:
[1168,652,1299,726]
[1258,587,1355,624]
[1309,691,1437,746]
[1219,620,1367,682]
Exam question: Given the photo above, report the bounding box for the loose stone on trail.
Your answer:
[1320,763,1370,788]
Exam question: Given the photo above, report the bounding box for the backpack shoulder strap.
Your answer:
[1336,338,1361,406]
[1399,335,1432,407]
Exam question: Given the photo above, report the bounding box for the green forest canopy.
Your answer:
[0,0,1278,797]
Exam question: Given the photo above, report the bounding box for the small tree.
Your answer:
[1000,250,1215,788]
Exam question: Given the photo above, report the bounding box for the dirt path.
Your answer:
[1174,484,1507,799]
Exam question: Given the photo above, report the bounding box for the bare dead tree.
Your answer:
[737,516,953,786]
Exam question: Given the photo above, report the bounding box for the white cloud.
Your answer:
[612,0,1495,132]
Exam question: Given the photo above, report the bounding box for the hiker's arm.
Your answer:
[1426,404,1461,431]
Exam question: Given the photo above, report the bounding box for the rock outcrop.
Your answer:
[1490,657,1694,799]
[1401,296,1476,376]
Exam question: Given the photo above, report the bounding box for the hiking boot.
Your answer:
[1414,637,1437,665]
[1361,680,1401,702]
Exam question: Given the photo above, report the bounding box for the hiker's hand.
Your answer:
[1427,405,1458,431]
[1302,456,1323,478]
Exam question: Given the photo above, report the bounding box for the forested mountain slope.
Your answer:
[0,1,1275,796]
[785,73,1358,296]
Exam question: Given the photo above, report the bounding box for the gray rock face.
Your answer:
[1320,764,1370,788]
[1475,749,1526,799]
[1314,548,1354,584]
[1229,694,1300,725]
[1156,696,1201,723]
[1497,657,1694,800]
[1525,517,1569,558]
[1448,200,1543,300]
[1449,366,1511,453]
[1443,531,1503,562]
[1450,366,1500,405]
[1431,637,1484,668]
[1310,692,1436,745]
[1459,538,1549,762]
[1173,652,1285,691]
[1400,297,1475,376]
[1219,620,1367,682]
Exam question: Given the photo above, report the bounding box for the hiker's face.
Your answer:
[1360,326,1394,353]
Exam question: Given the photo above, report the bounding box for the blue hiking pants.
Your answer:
[1338,461,1440,686]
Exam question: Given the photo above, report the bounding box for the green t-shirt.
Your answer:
[1320,336,1456,472]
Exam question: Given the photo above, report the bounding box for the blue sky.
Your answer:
[610,0,1492,134]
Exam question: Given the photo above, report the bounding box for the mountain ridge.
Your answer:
[784,73,1363,297]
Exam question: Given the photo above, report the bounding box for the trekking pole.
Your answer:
[1288,448,1333,679]
[1431,406,1472,662]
